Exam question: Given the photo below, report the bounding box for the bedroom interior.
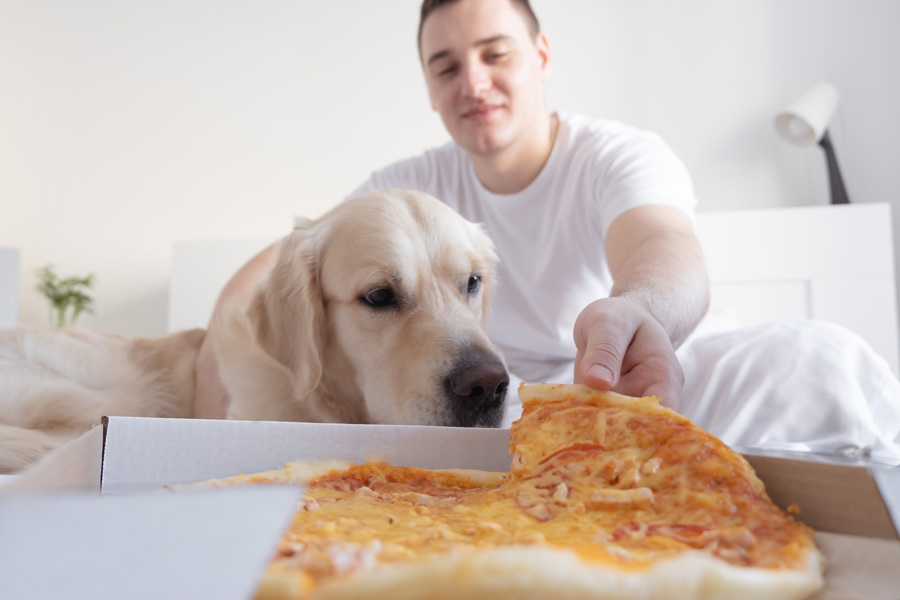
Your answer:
[3,0,898,371]
[2,3,900,596]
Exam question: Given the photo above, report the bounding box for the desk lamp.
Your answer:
[774,82,851,205]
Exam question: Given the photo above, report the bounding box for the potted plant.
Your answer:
[35,264,95,328]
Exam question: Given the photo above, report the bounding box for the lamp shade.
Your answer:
[774,82,840,147]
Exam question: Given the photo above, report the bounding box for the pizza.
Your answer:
[171,383,824,599]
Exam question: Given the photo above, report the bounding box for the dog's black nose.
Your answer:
[445,352,509,427]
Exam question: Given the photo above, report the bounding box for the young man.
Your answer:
[193,0,709,420]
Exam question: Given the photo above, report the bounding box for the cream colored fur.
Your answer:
[0,327,204,473]
[215,189,503,425]
[0,190,505,473]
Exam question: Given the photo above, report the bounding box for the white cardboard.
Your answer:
[101,416,512,494]
[0,486,302,600]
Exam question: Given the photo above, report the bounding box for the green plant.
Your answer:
[35,264,95,328]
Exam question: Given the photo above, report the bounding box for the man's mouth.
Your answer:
[462,104,501,120]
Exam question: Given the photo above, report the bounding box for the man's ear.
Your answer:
[536,32,552,81]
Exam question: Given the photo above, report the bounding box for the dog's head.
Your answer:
[224,189,508,427]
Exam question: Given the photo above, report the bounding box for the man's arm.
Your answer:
[193,244,277,418]
[573,205,709,409]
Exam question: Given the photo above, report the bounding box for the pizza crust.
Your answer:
[163,459,355,491]
[287,546,822,600]
[165,461,505,492]
[518,382,672,417]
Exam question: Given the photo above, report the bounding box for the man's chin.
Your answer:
[448,118,511,154]
[456,130,510,157]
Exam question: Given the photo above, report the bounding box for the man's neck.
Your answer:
[470,112,557,195]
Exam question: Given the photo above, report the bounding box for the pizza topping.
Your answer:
[586,486,654,508]
[299,496,319,511]
[551,481,569,502]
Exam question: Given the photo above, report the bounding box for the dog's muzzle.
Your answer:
[443,345,509,428]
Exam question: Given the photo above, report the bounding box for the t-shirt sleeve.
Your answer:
[592,128,697,236]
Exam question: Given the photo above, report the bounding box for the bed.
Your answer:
[168,202,900,377]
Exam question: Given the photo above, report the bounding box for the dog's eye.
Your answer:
[467,275,481,294]
[362,288,397,308]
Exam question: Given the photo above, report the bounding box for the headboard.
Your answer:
[0,247,20,329]
[694,203,898,375]
[168,203,900,376]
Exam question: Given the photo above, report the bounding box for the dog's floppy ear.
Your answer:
[214,217,327,421]
[250,218,328,401]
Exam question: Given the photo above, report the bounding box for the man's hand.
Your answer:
[575,204,710,410]
[573,297,685,410]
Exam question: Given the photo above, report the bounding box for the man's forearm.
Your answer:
[609,229,709,349]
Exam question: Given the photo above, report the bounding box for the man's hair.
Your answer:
[417,0,541,57]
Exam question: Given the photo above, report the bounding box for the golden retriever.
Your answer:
[0,190,509,473]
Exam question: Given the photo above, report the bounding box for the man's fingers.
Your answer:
[579,341,626,390]
[619,374,681,411]
[573,300,632,391]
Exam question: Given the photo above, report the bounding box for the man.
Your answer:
[193,0,709,421]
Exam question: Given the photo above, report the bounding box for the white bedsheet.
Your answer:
[679,319,900,465]
[503,314,900,466]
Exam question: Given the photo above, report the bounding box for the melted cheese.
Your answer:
[258,385,816,599]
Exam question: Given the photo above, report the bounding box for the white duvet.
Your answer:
[504,313,900,466]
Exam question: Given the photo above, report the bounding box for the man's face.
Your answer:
[420,0,551,158]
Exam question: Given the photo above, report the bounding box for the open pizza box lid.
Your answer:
[2,416,899,599]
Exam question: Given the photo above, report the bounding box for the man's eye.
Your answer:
[438,65,458,76]
[467,275,481,294]
[487,52,507,60]
[362,288,397,308]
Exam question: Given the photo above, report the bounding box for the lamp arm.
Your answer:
[818,130,851,205]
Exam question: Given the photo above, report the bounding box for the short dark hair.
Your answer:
[417,0,541,57]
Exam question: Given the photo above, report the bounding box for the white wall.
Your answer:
[2,0,898,336]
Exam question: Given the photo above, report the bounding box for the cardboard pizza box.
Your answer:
[99,416,512,494]
[0,423,305,600]
[3,416,900,600]
[0,486,302,599]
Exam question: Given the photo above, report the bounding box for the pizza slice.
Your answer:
[173,383,825,600]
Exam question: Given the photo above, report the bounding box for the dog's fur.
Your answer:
[0,327,205,473]
[0,190,509,473]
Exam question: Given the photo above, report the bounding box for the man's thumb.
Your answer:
[578,342,623,390]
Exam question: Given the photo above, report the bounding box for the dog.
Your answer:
[0,190,509,473]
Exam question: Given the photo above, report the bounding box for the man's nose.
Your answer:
[462,62,491,97]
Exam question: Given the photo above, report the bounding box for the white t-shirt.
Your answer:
[349,110,697,382]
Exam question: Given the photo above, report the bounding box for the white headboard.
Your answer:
[0,247,20,329]
[167,237,277,333]
[695,203,899,375]
[168,203,900,376]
